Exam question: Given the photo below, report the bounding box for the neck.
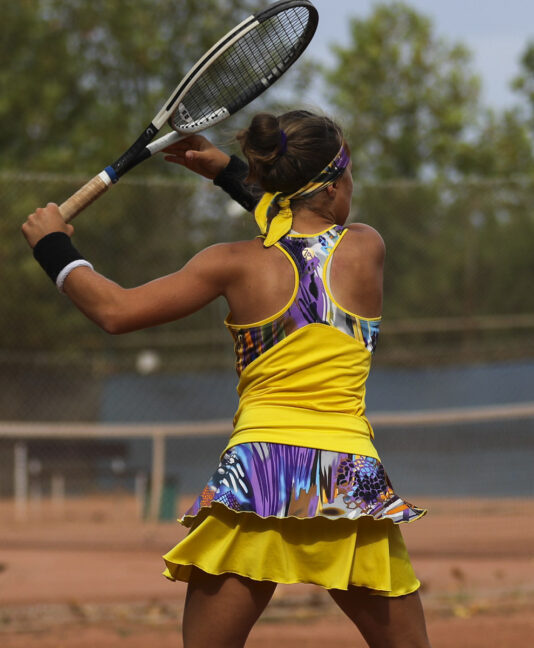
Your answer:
[291,208,336,234]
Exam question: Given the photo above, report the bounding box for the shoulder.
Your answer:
[187,238,263,278]
[344,223,385,262]
[194,238,262,260]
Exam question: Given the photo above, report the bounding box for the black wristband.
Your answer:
[33,232,85,284]
[213,155,261,212]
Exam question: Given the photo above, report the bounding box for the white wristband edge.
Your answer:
[56,260,94,293]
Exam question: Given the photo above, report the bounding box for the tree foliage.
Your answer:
[3,1,534,367]
[324,2,481,180]
[0,0,267,174]
[455,108,534,177]
[512,41,534,120]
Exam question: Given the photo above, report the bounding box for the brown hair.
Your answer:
[237,110,344,194]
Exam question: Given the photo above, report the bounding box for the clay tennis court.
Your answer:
[1,495,533,647]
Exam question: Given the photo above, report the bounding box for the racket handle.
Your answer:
[59,169,115,222]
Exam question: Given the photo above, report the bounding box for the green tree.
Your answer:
[321,1,534,336]
[455,108,534,177]
[1,0,270,353]
[512,41,534,122]
[0,0,267,174]
[324,1,481,180]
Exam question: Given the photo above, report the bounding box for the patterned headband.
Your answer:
[254,143,351,247]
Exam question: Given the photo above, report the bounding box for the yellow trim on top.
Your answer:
[225,244,299,330]
[323,230,382,322]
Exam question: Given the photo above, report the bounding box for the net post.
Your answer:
[51,474,66,519]
[135,471,148,521]
[14,442,28,522]
[148,433,166,522]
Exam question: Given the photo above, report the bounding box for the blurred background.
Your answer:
[1,2,534,647]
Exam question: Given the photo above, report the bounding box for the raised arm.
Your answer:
[22,203,239,334]
[163,135,262,212]
[162,134,231,180]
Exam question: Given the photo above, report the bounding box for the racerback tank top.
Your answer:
[226,225,381,376]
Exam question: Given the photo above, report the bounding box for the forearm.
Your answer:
[28,229,138,334]
[62,267,130,334]
[213,155,262,212]
[162,136,262,211]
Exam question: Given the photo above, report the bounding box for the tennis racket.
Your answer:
[59,0,318,222]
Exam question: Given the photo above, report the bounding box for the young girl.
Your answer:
[23,110,431,648]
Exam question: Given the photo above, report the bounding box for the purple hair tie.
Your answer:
[279,129,288,155]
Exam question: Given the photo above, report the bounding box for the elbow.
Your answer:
[100,318,124,335]
[99,312,133,335]
[95,307,130,335]
[98,314,122,335]
[66,280,135,334]
[92,287,135,335]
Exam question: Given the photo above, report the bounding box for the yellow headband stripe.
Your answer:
[254,143,350,247]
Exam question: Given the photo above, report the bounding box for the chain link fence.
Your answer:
[1,170,534,515]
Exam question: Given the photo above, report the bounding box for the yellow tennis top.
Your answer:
[226,324,379,459]
[223,226,381,460]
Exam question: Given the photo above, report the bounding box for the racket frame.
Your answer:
[59,0,318,222]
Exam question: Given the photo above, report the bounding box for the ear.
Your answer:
[325,184,337,198]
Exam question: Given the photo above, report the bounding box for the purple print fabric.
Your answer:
[183,442,426,525]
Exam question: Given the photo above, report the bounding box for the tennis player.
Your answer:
[23,110,431,648]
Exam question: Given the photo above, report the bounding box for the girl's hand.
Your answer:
[162,134,230,180]
[22,203,73,248]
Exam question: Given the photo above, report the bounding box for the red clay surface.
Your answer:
[1,495,534,647]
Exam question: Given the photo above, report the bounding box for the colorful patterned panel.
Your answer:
[182,442,426,525]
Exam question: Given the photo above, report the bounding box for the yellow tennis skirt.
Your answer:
[163,504,420,596]
[163,442,425,596]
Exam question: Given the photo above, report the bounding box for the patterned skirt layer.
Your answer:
[184,442,424,524]
[163,442,427,595]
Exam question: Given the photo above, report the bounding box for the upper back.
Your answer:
[224,223,385,326]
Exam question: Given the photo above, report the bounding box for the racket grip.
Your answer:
[59,170,115,222]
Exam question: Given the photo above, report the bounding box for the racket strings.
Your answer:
[170,6,313,131]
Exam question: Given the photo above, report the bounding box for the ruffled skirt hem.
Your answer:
[163,504,422,597]
[181,500,427,528]
[162,562,421,598]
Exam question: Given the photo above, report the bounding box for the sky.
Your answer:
[310,0,534,110]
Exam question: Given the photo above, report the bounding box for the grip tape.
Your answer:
[59,170,113,222]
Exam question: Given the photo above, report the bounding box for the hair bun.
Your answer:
[237,110,343,194]
[240,113,284,164]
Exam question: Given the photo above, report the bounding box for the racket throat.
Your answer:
[170,106,230,133]
[110,123,159,179]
